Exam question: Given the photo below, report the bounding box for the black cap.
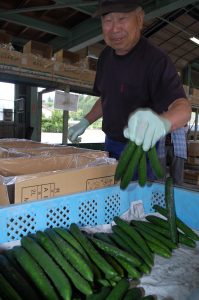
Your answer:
[93,0,141,17]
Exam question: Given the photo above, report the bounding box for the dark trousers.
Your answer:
[158,145,184,185]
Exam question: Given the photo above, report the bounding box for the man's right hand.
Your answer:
[68,118,90,143]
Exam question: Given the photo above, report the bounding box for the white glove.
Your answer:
[68,118,89,143]
[123,108,171,151]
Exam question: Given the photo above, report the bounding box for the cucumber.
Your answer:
[114,256,141,279]
[21,236,71,300]
[69,223,118,279]
[145,215,196,248]
[146,215,168,228]
[0,254,39,300]
[93,232,114,244]
[106,278,130,300]
[90,236,141,267]
[104,254,125,278]
[45,228,93,282]
[113,217,153,261]
[131,220,177,249]
[110,232,134,253]
[35,230,92,296]
[135,227,172,255]
[112,225,153,267]
[138,152,147,187]
[54,227,89,260]
[115,141,137,181]
[139,263,151,275]
[153,204,199,241]
[147,146,164,178]
[146,241,172,258]
[120,145,143,189]
[165,177,178,244]
[123,287,144,300]
[86,286,111,300]
[14,246,59,300]
[0,272,23,300]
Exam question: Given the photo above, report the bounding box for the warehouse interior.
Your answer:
[0,0,199,186]
[0,2,199,299]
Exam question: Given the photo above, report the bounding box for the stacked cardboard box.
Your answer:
[0,139,116,205]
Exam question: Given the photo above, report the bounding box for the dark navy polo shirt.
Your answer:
[93,36,186,142]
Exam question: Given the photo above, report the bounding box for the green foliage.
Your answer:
[42,110,63,132]
[42,94,102,133]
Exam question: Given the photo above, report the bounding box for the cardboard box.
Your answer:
[23,40,52,59]
[184,170,199,186]
[0,48,22,67]
[54,49,80,64]
[188,141,199,157]
[0,151,108,176]
[0,148,117,205]
[21,53,53,73]
[0,138,54,149]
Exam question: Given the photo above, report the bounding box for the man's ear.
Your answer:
[136,8,145,30]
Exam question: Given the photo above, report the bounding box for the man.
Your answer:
[68,0,191,177]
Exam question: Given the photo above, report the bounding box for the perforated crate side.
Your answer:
[0,185,130,243]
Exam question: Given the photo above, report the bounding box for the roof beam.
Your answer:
[50,0,198,51]
[0,14,71,37]
[0,1,97,15]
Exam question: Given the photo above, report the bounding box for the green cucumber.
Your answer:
[153,204,199,241]
[112,225,153,267]
[110,232,134,253]
[21,236,71,300]
[0,272,23,300]
[131,220,177,249]
[93,232,114,244]
[86,286,111,300]
[139,262,151,275]
[115,141,137,181]
[146,240,172,258]
[123,287,144,300]
[138,152,147,187]
[114,256,141,279]
[106,278,130,300]
[104,254,125,278]
[45,228,93,282]
[165,177,178,244]
[120,145,143,189]
[135,227,172,255]
[147,146,164,178]
[145,215,196,248]
[113,217,153,261]
[54,227,89,259]
[145,215,168,228]
[0,255,39,300]
[14,246,59,300]
[35,230,92,296]
[90,236,141,267]
[69,223,118,279]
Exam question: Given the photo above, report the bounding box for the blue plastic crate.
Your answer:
[0,182,198,244]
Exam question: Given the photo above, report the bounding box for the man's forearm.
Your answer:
[161,98,191,131]
[85,98,103,124]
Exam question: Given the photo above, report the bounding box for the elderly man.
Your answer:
[68,0,191,178]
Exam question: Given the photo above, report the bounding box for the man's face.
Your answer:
[101,9,144,55]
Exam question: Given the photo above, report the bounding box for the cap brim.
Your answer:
[93,3,139,17]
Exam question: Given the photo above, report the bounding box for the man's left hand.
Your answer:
[123,108,171,151]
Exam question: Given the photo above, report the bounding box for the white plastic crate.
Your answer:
[0,182,198,244]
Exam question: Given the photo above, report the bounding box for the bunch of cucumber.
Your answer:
[115,141,164,189]
[0,223,157,300]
